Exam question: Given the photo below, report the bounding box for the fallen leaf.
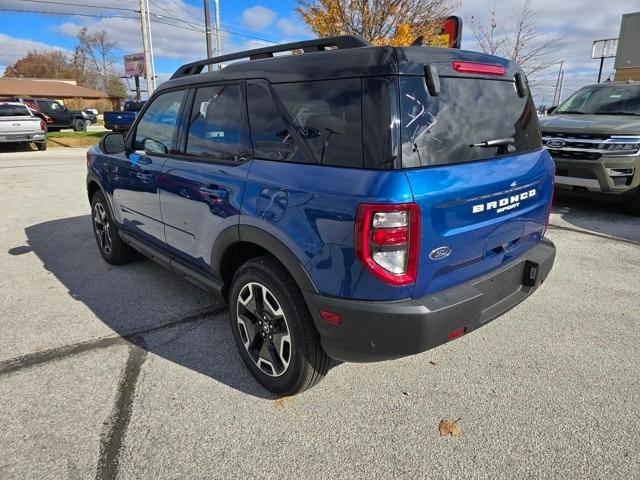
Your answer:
[438,419,461,437]
[429,360,437,366]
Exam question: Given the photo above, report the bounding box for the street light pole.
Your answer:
[552,60,564,106]
[214,0,222,64]
[204,0,213,71]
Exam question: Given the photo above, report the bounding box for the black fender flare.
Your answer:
[211,224,318,293]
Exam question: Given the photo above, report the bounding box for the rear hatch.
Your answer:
[396,50,554,297]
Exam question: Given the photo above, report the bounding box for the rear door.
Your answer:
[159,82,252,277]
[110,88,187,247]
[399,72,554,297]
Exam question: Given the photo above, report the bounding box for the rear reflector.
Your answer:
[319,309,342,325]
[447,326,467,341]
[451,61,506,76]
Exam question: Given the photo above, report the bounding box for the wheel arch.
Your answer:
[214,225,318,300]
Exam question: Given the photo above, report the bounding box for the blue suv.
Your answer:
[87,36,556,394]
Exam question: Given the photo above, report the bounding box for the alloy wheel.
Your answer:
[236,282,292,377]
[93,202,112,255]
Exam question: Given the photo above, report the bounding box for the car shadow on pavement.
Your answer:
[551,192,640,243]
[21,215,275,399]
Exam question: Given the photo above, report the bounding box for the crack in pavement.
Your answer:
[95,339,147,480]
[0,305,228,377]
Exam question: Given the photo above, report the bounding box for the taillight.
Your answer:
[39,119,45,131]
[544,183,554,236]
[355,203,420,286]
[451,61,506,76]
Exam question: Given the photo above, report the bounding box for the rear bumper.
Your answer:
[0,132,45,143]
[304,238,556,362]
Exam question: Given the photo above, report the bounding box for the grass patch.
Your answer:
[47,130,105,148]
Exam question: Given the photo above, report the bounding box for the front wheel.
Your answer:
[73,119,86,132]
[629,190,640,216]
[90,191,134,265]
[229,256,329,395]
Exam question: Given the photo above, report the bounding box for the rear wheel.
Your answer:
[73,119,86,132]
[36,141,46,151]
[90,191,134,265]
[229,255,329,395]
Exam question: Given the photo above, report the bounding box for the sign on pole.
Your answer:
[124,53,146,77]
[591,38,618,59]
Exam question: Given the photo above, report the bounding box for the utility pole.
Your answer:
[214,0,222,63]
[552,60,564,106]
[204,0,213,71]
[558,69,565,105]
[138,0,154,96]
[145,0,156,90]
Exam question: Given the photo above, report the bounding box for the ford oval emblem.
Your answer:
[546,139,566,148]
[429,246,452,260]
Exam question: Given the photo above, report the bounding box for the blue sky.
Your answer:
[0,0,637,103]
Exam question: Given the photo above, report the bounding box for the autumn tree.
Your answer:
[296,0,455,46]
[470,0,563,80]
[105,75,128,99]
[3,50,75,79]
[74,28,119,90]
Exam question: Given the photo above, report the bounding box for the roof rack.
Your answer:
[170,35,369,79]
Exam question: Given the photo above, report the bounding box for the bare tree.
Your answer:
[470,0,563,80]
[75,28,119,90]
[297,0,457,46]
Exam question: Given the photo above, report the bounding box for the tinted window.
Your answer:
[134,90,185,153]
[275,79,362,167]
[247,82,308,163]
[247,79,363,167]
[0,104,30,117]
[186,84,251,162]
[400,77,540,168]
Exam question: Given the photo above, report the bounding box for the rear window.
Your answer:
[0,104,30,117]
[400,77,541,168]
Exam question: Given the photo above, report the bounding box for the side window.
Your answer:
[247,82,307,163]
[50,102,60,110]
[274,79,363,168]
[134,90,185,153]
[185,84,251,162]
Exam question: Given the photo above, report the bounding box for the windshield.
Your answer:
[555,84,640,116]
[0,104,31,117]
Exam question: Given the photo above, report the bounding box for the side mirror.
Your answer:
[546,106,558,115]
[99,132,126,154]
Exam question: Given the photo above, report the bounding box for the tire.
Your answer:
[36,141,47,151]
[90,191,134,265]
[229,255,329,395]
[73,118,87,132]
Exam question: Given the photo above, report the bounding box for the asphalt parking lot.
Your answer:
[1,148,639,479]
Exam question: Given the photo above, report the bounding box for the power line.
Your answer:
[17,0,134,12]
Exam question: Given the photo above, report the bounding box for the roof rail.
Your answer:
[170,35,369,79]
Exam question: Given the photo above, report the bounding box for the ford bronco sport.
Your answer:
[540,81,640,215]
[86,36,556,395]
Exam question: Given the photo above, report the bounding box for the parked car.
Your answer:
[0,101,46,150]
[104,100,146,132]
[82,109,98,126]
[87,36,556,395]
[34,99,87,132]
[0,96,54,128]
[540,81,640,215]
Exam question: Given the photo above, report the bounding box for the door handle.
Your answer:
[199,186,228,199]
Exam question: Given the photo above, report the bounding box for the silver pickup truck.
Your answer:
[0,102,47,151]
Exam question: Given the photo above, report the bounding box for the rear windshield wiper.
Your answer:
[470,137,515,148]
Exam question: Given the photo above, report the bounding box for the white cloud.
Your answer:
[241,6,277,30]
[0,33,70,66]
[276,18,310,37]
[460,0,640,103]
